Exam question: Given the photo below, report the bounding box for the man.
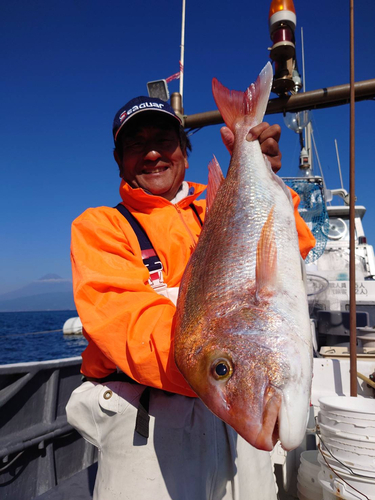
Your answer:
[67,96,314,500]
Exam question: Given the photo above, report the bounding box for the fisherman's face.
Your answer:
[115,114,188,201]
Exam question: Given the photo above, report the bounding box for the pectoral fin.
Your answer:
[256,206,277,294]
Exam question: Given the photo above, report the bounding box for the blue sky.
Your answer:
[1,0,374,294]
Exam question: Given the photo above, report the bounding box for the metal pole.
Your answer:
[179,0,186,106]
[183,79,375,129]
[171,92,183,117]
[349,0,357,397]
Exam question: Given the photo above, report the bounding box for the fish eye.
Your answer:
[216,363,228,376]
[212,358,233,380]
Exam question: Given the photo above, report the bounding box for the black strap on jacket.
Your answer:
[189,203,204,227]
[115,203,162,273]
[115,201,203,257]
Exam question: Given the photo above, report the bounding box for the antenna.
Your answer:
[334,139,345,190]
[301,27,306,91]
[311,131,325,182]
[179,0,186,106]
[301,27,312,170]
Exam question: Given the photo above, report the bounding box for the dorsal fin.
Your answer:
[207,155,225,212]
[212,62,273,132]
[256,206,277,294]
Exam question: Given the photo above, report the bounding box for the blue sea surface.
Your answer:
[0,310,88,365]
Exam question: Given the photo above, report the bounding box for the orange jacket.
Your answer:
[71,180,315,397]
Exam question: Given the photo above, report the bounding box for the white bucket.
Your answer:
[318,422,375,472]
[318,452,375,499]
[319,411,375,438]
[318,420,375,448]
[297,481,322,500]
[296,488,311,500]
[318,472,364,500]
[297,450,323,500]
[320,448,375,480]
[319,397,375,437]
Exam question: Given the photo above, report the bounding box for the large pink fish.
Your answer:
[174,63,312,451]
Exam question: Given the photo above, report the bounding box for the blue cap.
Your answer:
[112,96,182,145]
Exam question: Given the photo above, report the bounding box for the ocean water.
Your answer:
[0,310,88,365]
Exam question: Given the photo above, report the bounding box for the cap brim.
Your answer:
[114,108,182,143]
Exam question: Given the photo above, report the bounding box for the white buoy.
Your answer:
[63,317,82,335]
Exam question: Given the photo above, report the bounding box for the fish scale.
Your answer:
[174,62,313,452]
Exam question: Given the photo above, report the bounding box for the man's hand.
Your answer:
[220,122,282,173]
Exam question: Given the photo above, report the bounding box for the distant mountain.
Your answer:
[38,273,63,280]
[0,275,75,312]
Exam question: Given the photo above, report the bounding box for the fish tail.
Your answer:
[212,62,273,132]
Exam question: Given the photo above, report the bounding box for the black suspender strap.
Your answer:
[115,202,203,282]
[189,203,204,227]
[115,203,152,253]
[116,202,203,237]
[115,203,162,273]
[115,203,166,291]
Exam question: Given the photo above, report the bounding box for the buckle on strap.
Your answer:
[146,260,167,291]
[141,248,167,291]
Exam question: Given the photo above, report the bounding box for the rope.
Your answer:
[357,372,375,390]
[0,329,63,338]
[0,451,24,472]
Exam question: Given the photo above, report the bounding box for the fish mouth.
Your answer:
[249,391,282,451]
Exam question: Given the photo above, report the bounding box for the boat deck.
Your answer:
[38,463,97,500]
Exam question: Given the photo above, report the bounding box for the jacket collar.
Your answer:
[119,179,206,212]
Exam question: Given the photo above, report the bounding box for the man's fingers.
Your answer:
[247,123,281,144]
[260,137,280,157]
